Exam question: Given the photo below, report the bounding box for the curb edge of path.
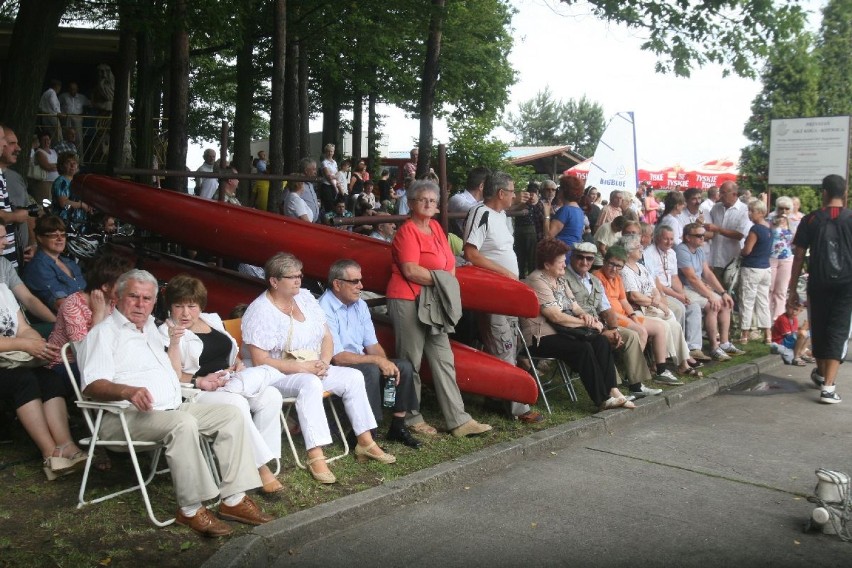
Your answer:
[204,354,783,568]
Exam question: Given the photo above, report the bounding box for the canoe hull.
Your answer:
[74,174,539,318]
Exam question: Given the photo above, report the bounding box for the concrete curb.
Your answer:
[204,353,783,568]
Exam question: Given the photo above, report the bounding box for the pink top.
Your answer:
[386,219,454,301]
[47,291,113,365]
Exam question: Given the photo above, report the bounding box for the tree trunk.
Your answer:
[283,36,300,174]
[268,0,286,212]
[0,0,69,178]
[321,87,341,160]
[108,19,136,173]
[298,43,310,160]
[367,91,378,177]
[234,10,256,204]
[352,91,362,162]
[165,0,189,192]
[134,32,155,183]
[417,0,446,179]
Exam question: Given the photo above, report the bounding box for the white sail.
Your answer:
[585,111,638,201]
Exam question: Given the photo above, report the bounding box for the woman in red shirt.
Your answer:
[387,180,491,439]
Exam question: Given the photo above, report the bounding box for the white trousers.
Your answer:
[194,386,283,468]
[739,266,772,330]
[269,366,376,451]
[646,312,690,365]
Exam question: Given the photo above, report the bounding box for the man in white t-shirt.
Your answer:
[463,171,542,424]
[699,187,718,219]
[447,166,488,237]
[195,149,219,199]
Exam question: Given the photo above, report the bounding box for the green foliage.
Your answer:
[816,0,852,121]
[771,186,821,214]
[738,29,818,194]
[504,87,605,157]
[444,116,533,189]
[572,0,807,78]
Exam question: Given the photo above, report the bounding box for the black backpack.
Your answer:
[812,207,852,284]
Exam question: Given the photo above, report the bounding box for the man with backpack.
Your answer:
[788,174,852,404]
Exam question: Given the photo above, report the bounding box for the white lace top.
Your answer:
[241,289,327,364]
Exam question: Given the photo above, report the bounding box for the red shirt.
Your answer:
[772,314,798,344]
[386,219,454,301]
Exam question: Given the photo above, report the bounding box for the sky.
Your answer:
[194,0,826,170]
[343,0,826,169]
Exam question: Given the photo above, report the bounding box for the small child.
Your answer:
[771,304,812,365]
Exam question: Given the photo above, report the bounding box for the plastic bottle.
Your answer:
[382,375,396,408]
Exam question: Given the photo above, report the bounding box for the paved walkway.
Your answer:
[206,355,852,567]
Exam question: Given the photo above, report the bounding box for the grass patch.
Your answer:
[0,343,770,567]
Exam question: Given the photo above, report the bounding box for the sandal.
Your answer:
[791,357,807,367]
[680,367,703,378]
[801,354,815,363]
[305,456,336,484]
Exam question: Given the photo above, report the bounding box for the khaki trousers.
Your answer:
[100,402,261,507]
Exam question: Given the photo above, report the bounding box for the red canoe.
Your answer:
[125,249,538,405]
[74,174,539,319]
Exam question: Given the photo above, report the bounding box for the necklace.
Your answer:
[267,291,295,315]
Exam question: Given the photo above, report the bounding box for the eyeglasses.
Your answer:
[40,231,67,240]
[279,273,303,280]
[688,233,706,239]
[606,261,625,269]
[336,278,363,285]
[414,198,437,205]
[574,255,595,262]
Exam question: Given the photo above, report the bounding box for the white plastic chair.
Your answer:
[61,342,221,526]
[222,318,349,475]
[278,392,349,473]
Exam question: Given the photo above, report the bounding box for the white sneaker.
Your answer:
[630,384,663,398]
[653,369,684,385]
[711,348,731,361]
[820,390,841,404]
[721,343,745,356]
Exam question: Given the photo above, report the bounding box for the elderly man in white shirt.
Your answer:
[77,269,273,537]
[58,82,90,136]
[38,80,63,142]
[705,181,752,283]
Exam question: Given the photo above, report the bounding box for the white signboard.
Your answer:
[768,116,850,185]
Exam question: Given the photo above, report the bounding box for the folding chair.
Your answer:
[61,342,174,526]
[221,319,349,475]
[515,325,578,414]
[62,343,221,526]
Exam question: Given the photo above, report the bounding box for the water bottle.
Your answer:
[382,375,396,408]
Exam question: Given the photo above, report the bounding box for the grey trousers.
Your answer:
[666,296,703,350]
[387,298,472,430]
[478,312,530,417]
[100,402,261,507]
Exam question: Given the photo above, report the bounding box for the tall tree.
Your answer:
[0,0,70,177]
[816,0,852,118]
[505,88,605,157]
[739,31,819,194]
[164,0,189,191]
[416,0,445,179]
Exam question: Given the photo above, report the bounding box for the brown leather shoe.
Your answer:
[218,496,274,526]
[176,506,233,537]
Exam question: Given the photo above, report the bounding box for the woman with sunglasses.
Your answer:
[22,215,85,313]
